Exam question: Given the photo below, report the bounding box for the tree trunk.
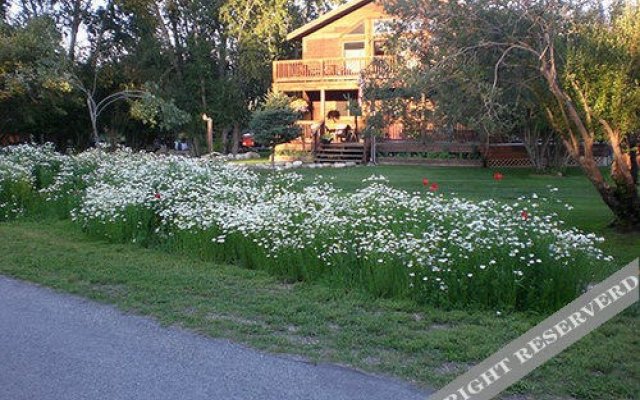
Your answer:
[231,123,240,155]
[67,0,84,62]
[542,63,640,230]
[87,97,99,145]
[565,139,640,231]
[221,127,230,154]
[218,31,228,77]
[270,148,275,170]
[153,1,182,79]
[630,147,638,185]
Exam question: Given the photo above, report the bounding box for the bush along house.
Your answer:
[272,0,613,168]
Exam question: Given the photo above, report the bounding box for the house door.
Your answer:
[343,42,365,74]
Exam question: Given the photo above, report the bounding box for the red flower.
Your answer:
[422,178,429,186]
[430,182,439,192]
[521,210,529,220]
[154,193,161,199]
[493,171,504,181]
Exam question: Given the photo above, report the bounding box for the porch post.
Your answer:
[320,89,326,121]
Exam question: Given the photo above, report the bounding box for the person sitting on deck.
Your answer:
[325,110,352,142]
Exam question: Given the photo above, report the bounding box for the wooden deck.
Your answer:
[273,56,393,84]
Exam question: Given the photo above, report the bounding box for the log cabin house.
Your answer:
[272,0,488,165]
[272,0,392,164]
[271,0,613,168]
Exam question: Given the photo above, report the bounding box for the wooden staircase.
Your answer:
[314,142,368,164]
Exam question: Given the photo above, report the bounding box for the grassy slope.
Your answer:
[0,165,638,399]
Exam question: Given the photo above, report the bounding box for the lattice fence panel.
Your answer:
[486,158,533,168]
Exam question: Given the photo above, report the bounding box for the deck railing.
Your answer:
[273,56,394,82]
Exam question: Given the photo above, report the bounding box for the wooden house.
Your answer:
[273,0,392,156]
[272,0,599,168]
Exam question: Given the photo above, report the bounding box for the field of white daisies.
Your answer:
[0,144,614,312]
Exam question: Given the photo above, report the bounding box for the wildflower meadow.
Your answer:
[0,145,614,312]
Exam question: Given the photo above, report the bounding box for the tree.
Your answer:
[2,0,339,151]
[249,92,301,167]
[384,0,640,229]
[0,17,76,142]
[129,90,190,132]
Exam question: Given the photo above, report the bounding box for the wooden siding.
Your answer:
[302,2,388,60]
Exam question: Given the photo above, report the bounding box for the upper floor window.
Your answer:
[374,18,421,35]
[373,19,394,35]
[374,40,387,56]
[343,42,365,58]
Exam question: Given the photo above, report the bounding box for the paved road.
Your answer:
[0,276,430,400]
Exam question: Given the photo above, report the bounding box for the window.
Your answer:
[343,42,365,51]
[373,19,394,35]
[374,18,421,34]
[343,42,365,59]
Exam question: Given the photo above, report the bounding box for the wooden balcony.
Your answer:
[273,56,393,84]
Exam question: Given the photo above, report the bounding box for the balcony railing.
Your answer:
[273,56,394,83]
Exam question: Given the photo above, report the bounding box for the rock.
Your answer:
[292,160,303,167]
[345,161,356,167]
[246,152,261,159]
[334,162,346,168]
[201,152,222,159]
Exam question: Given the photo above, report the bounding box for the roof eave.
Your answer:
[286,0,375,41]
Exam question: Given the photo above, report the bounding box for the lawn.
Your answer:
[292,165,639,265]
[0,220,638,400]
[0,161,638,400]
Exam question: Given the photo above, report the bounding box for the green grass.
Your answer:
[1,165,638,399]
[292,166,640,264]
[228,157,271,165]
[0,219,637,400]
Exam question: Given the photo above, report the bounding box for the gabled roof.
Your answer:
[287,0,375,41]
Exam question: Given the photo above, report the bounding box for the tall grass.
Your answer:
[0,145,614,312]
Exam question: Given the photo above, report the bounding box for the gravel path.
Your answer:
[0,276,430,400]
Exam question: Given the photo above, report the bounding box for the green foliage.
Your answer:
[129,91,191,132]
[564,4,640,138]
[0,17,68,99]
[249,107,301,148]
[381,0,639,142]
[249,91,302,150]
[380,0,640,226]
[1,0,322,149]
[0,17,78,141]
[262,91,293,110]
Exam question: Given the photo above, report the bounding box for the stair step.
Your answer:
[316,149,364,154]
[315,154,363,160]
[315,159,364,164]
[315,149,364,154]
[322,143,364,149]
[314,143,368,163]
